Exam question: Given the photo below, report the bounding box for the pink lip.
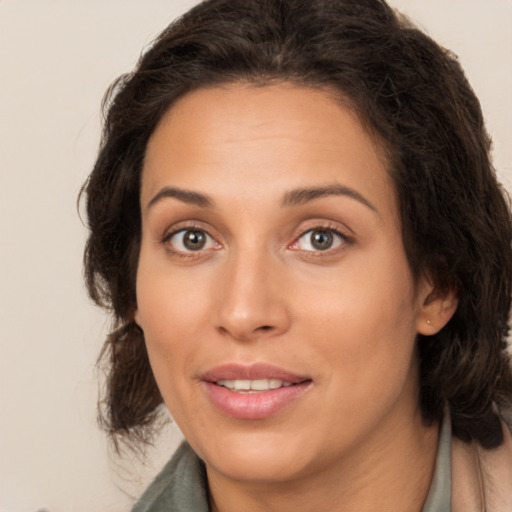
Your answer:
[201,363,309,383]
[201,363,312,420]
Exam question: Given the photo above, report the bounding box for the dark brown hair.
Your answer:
[83,0,512,450]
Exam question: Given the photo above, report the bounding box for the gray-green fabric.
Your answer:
[132,416,452,512]
[422,413,452,512]
[132,442,209,512]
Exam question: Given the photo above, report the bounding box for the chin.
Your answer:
[191,425,318,483]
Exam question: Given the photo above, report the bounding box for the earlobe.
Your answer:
[416,288,458,336]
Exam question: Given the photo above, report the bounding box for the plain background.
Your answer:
[0,1,511,511]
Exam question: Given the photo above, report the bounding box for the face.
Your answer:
[136,84,438,486]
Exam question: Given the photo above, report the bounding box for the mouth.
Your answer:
[201,364,312,419]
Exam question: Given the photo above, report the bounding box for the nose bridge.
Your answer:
[215,244,289,341]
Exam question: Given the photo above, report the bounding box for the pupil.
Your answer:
[184,230,206,250]
[311,230,333,250]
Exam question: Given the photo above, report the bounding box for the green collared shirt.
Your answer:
[132,417,452,512]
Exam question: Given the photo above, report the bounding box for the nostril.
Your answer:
[216,322,278,341]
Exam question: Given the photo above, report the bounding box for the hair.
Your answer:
[83,0,512,450]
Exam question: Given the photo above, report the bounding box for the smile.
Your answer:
[201,364,312,419]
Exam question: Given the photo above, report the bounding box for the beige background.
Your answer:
[0,1,510,511]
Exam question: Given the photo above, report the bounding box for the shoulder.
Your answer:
[452,421,512,512]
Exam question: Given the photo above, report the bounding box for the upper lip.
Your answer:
[201,363,310,383]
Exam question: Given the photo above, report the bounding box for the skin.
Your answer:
[135,83,457,512]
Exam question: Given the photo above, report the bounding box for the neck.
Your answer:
[207,410,439,512]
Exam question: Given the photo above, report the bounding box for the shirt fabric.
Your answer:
[132,417,452,512]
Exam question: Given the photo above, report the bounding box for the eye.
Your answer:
[165,228,217,253]
[293,228,346,252]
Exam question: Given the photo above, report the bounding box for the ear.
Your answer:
[416,283,458,336]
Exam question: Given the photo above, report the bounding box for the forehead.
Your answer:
[141,83,396,220]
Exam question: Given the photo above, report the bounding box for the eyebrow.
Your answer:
[146,183,377,214]
[281,184,378,213]
[146,186,214,211]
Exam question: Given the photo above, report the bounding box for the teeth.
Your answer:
[216,378,294,392]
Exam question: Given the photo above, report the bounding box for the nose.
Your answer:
[214,250,291,342]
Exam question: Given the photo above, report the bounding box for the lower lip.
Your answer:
[203,381,311,419]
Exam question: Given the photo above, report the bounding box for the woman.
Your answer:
[82,0,512,510]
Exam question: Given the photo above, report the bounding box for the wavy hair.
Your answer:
[83,0,512,449]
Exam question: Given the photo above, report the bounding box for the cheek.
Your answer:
[137,242,212,328]
[135,255,213,388]
[302,248,419,387]
[305,292,416,369]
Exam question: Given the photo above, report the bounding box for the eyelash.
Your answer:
[160,222,352,258]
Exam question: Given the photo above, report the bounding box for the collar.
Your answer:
[131,442,209,512]
[422,413,452,512]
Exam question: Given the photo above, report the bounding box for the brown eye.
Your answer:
[310,230,334,250]
[167,228,217,253]
[183,230,207,250]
